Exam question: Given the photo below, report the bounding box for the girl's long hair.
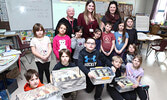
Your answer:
[83,0,99,25]
[116,21,126,43]
[125,17,134,29]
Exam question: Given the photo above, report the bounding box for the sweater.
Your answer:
[78,48,112,75]
[24,80,44,91]
[53,35,71,59]
[53,62,76,70]
[77,13,99,38]
[71,38,85,59]
[126,28,137,46]
[55,18,77,38]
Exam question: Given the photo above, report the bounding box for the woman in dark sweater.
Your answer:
[55,6,77,38]
[77,0,100,39]
[101,1,121,32]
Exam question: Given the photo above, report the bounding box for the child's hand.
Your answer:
[88,71,96,79]
[111,66,116,72]
[117,81,125,88]
[41,56,48,61]
[132,83,139,88]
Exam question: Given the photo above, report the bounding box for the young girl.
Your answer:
[126,44,137,64]
[125,17,137,47]
[93,28,102,51]
[71,26,85,66]
[30,23,52,83]
[126,55,147,100]
[53,22,72,61]
[52,49,76,99]
[114,21,129,62]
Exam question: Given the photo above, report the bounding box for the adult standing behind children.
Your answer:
[30,23,52,83]
[101,22,115,63]
[55,6,77,38]
[77,0,100,39]
[125,17,138,47]
[101,1,121,32]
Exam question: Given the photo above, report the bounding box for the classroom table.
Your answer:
[137,32,163,56]
[0,54,19,100]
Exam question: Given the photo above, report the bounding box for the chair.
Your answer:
[16,35,31,70]
[146,39,167,65]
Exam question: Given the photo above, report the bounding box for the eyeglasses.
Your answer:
[86,42,95,45]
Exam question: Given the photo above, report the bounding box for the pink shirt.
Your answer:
[53,35,71,59]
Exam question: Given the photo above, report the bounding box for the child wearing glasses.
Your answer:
[78,38,116,100]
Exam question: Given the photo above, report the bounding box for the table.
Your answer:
[0,54,19,100]
[137,32,163,56]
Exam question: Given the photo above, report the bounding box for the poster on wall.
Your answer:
[0,1,9,21]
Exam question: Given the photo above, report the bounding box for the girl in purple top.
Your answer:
[126,55,147,100]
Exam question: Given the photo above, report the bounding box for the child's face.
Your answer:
[126,19,133,28]
[112,59,122,69]
[128,45,135,53]
[118,23,124,31]
[105,24,112,33]
[84,39,96,52]
[36,28,44,38]
[75,30,82,38]
[94,31,101,39]
[58,24,66,35]
[87,2,95,13]
[61,52,70,65]
[132,58,141,69]
[28,74,39,89]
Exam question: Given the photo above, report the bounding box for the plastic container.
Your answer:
[115,76,135,93]
[16,84,62,100]
[90,67,115,85]
[52,67,86,94]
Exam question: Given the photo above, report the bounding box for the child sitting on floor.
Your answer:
[24,69,44,91]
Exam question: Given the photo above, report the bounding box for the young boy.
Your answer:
[93,28,102,51]
[78,38,115,100]
[24,69,44,91]
[101,22,115,64]
[107,56,130,100]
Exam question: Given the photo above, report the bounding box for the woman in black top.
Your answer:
[101,1,121,32]
[54,6,77,38]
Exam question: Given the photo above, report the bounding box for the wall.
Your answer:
[145,0,154,15]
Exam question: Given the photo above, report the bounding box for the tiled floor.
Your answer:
[10,43,167,100]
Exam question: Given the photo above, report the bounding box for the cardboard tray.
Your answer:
[90,67,115,85]
[52,67,86,94]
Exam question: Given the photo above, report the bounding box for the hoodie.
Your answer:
[78,48,112,75]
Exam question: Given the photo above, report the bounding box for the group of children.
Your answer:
[23,17,148,100]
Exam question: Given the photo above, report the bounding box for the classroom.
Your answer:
[0,0,167,100]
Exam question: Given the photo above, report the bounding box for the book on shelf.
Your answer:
[2,49,21,56]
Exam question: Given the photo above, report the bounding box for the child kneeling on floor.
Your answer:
[78,38,116,100]
[24,69,44,91]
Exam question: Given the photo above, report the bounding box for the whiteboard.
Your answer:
[52,0,85,29]
[136,15,150,32]
[6,0,53,30]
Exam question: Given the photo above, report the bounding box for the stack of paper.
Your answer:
[2,49,21,56]
[0,55,16,65]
